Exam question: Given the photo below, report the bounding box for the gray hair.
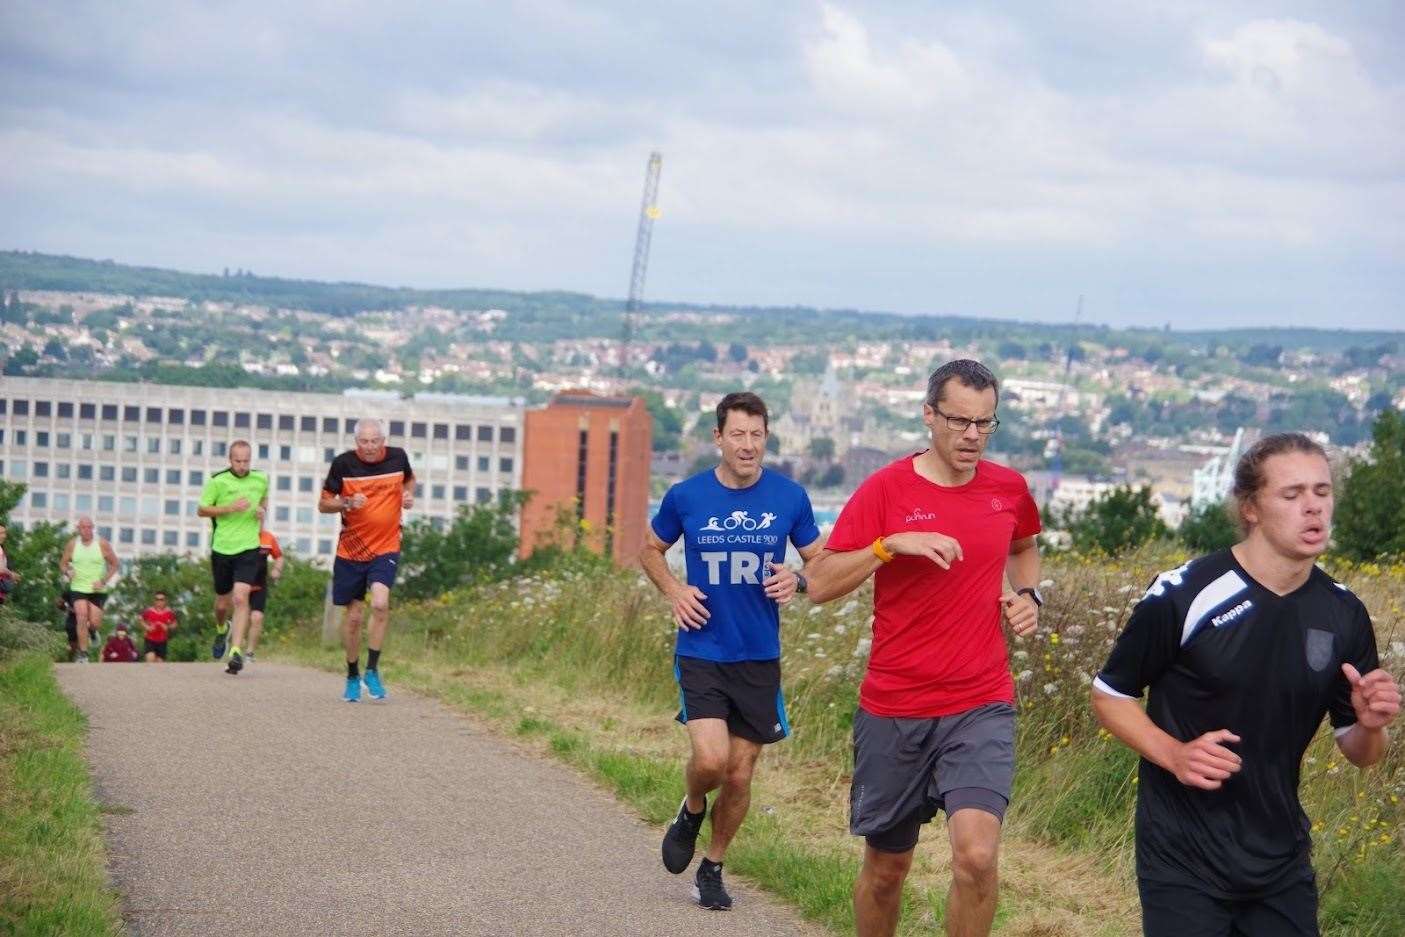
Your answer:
[354,418,384,439]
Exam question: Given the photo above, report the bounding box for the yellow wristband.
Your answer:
[872,537,895,563]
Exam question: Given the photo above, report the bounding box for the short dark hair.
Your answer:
[229,439,251,454]
[154,591,167,598]
[926,359,999,408]
[716,392,769,433]
[1230,432,1329,534]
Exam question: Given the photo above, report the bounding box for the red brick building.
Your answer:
[519,391,652,563]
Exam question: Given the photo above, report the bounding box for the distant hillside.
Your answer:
[1,249,1399,350]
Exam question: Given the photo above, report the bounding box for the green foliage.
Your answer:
[397,492,528,599]
[1066,486,1170,556]
[1178,500,1239,553]
[0,607,65,663]
[630,387,682,452]
[807,436,836,461]
[0,480,70,626]
[1335,409,1405,562]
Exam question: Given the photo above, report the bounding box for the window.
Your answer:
[123,435,138,452]
[123,405,139,422]
[414,483,424,498]
[433,423,448,440]
[165,469,180,484]
[121,467,137,483]
[13,399,28,416]
[9,460,25,479]
[102,434,115,451]
[141,496,158,516]
[146,407,162,423]
[477,425,493,442]
[147,437,161,454]
[300,416,316,432]
[13,430,24,446]
[98,495,114,513]
[499,457,514,473]
[389,420,405,436]
[34,461,48,478]
[36,401,51,417]
[169,439,182,455]
[186,500,199,516]
[101,404,117,420]
[323,448,335,462]
[275,506,290,522]
[78,465,93,480]
[455,455,469,471]
[500,427,516,444]
[453,486,467,501]
[257,413,272,430]
[455,424,472,441]
[80,433,93,450]
[298,477,314,492]
[318,539,333,555]
[76,494,92,512]
[119,528,135,544]
[191,408,207,426]
[296,537,312,554]
[169,408,184,425]
[58,402,74,418]
[144,468,159,484]
[192,440,204,455]
[54,493,70,511]
[432,484,445,500]
[164,499,180,516]
[119,496,136,514]
[98,525,113,541]
[295,508,313,524]
[30,492,48,508]
[257,444,270,460]
[477,456,489,472]
[80,403,95,419]
[214,442,228,457]
[323,417,338,434]
[100,466,115,482]
[141,529,156,545]
[278,414,295,431]
[411,422,427,439]
[277,476,291,491]
[344,418,356,434]
[57,464,71,479]
[36,431,50,447]
[188,470,203,486]
[0,399,5,415]
[297,446,317,463]
[476,487,491,504]
[279,445,292,461]
[234,412,250,429]
[57,433,71,448]
[186,532,200,548]
[163,530,179,547]
[213,410,228,427]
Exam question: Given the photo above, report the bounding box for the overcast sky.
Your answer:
[2,1,1401,329]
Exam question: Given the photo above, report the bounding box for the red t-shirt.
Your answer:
[140,607,176,642]
[827,455,1041,718]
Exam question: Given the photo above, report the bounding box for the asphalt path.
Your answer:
[57,661,828,937]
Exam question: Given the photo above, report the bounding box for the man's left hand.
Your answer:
[763,562,800,605]
[402,491,415,509]
[1343,664,1402,730]
[1001,591,1039,638]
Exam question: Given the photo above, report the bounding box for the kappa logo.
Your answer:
[701,510,776,532]
[991,498,1004,511]
[1211,600,1253,628]
[904,508,937,524]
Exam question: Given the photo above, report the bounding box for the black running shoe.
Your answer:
[211,626,229,660]
[692,859,732,911]
[225,650,243,675]
[661,796,706,874]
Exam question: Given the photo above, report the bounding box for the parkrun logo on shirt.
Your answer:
[1211,600,1254,628]
[905,509,937,524]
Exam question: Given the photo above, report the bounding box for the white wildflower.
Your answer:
[853,638,872,658]
[1039,579,1054,589]
[1042,683,1059,695]
[807,633,822,640]
[1016,669,1034,683]
[808,606,824,616]
[1012,650,1029,661]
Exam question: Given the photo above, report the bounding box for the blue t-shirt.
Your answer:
[652,467,821,663]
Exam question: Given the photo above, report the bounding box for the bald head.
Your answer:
[77,516,94,540]
[354,418,387,463]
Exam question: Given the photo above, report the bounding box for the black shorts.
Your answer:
[144,639,168,660]
[332,552,399,606]
[65,613,78,642]
[211,548,262,595]
[249,587,268,613]
[674,656,788,745]
[70,592,108,608]
[1139,874,1319,937]
[850,702,1016,853]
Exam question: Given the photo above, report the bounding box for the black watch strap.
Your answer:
[795,573,808,594]
[1016,586,1043,607]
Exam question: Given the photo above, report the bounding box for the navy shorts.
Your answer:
[332,552,400,606]
[1139,874,1319,937]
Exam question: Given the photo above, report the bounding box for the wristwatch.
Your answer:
[795,573,808,594]
[1016,586,1043,607]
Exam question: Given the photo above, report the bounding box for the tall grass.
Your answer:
[277,547,1404,935]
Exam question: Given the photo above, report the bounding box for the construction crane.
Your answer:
[619,151,663,375]
[1045,294,1083,503]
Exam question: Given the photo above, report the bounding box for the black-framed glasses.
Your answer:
[934,407,999,434]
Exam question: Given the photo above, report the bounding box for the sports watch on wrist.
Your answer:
[1016,586,1043,607]
[795,573,808,595]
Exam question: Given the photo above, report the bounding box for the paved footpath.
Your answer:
[57,662,829,937]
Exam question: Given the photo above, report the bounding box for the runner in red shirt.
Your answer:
[139,591,178,662]
[807,360,1042,937]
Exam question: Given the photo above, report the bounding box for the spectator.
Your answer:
[101,625,139,663]
[0,523,18,605]
[140,591,178,662]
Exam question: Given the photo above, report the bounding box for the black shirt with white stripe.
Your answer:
[1095,549,1379,898]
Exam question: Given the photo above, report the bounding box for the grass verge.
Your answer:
[0,653,123,937]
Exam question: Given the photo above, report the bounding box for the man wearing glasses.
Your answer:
[806,359,1042,937]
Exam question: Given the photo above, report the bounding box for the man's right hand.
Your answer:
[1170,729,1242,790]
[346,493,368,510]
[231,497,251,513]
[668,585,710,631]
[882,531,964,569]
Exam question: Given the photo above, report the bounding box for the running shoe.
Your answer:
[211,625,229,660]
[692,860,732,911]
[363,669,387,701]
[343,676,361,702]
[661,796,707,874]
[225,650,243,675]
[245,653,255,664]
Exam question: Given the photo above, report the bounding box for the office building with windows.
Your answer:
[0,377,524,562]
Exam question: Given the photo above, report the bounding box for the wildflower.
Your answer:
[1012,650,1029,661]
[1039,579,1054,589]
[1016,669,1034,683]
[808,606,823,616]
[853,638,872,658]
[1042,683,1058,695]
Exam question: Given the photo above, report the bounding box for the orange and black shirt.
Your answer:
[323,447,415,561]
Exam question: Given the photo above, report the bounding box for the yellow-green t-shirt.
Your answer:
[198,468,269,555]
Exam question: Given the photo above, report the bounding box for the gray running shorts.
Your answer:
[849,701,1016,853]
